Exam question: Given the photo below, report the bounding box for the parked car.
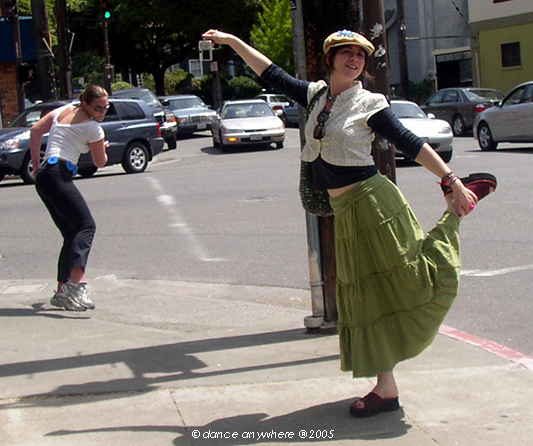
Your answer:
[159,94,216,135]
[112,88,178,149]
[391,100,453,162]
[421,87,504,137]
[255,93,295,125]
[211,99,285,152]
[0,98,165,184]
[474,81,533,151]
[281,101,300,127]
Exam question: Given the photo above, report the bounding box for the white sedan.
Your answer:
[212,100,285,152]
[391,100,454,162]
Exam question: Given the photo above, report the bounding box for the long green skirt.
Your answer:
[329,173,461,378]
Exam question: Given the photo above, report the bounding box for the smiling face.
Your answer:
[327,44,367,81]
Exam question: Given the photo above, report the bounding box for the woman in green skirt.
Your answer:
[202,28,497,417]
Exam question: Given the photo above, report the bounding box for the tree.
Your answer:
[250,0,294,75]
[107,0,261,95]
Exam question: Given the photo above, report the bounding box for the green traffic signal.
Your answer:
[104,10,111,19]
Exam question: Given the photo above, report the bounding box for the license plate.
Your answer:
[197,123,207,130]
[250,135,262,141]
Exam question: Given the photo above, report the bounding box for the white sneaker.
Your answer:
[62,281,95,310]
[50,291,86,311]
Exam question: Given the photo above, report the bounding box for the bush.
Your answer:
[112,81,135,91]
[227,76,262,99]
[409,79,435,105]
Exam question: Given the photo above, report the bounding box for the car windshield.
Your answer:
[391,102,426,119]
[222,103,274,119]
[465,90,504,101]
[7,105,62,128]
[270,95,290,103]
[168,97,205,109]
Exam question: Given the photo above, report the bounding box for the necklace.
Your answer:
[327,88,337,101]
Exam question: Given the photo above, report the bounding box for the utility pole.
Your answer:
[55,0,72,99]
[30,0,57,101]
[362,0,396,184]
[101,0,113,94]
[295,0,361,331]
[1,0,25,113]
[293,0,394,330]
[397,0,410,100]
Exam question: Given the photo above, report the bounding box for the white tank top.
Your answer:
[44,105,105,165]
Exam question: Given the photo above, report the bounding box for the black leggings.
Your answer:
[36,162,96,284]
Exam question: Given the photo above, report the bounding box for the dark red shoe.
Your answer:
[349,392,400,418]
[441,173,497,201]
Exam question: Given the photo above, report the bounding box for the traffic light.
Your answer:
[1,0,18,23]
[102,0,111,20]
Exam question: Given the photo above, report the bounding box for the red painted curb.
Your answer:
[439,324,533,372]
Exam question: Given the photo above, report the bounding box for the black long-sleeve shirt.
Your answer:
[260,64,425,189]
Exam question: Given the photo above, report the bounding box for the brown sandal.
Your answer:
[349,392,400,418]
[441,173,497,201]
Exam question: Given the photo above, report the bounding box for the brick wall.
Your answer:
[0,62,18,127]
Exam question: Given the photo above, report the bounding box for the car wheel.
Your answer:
[276,141,284,149]
[219,132,229,153]
[0,172,5,183]
[165,136,177,150]
[212,133,220,148]
[122,141,149,173]
[78,166,98,178]
[477,122,498,151]
[452,115,466,137]
[20,153,36,184]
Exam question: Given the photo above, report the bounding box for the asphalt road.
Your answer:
[1,129,532,356]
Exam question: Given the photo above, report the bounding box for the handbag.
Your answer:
[299,86,334,217]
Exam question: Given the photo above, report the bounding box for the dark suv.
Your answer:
[112,88,178,149]
[0,98,165,184]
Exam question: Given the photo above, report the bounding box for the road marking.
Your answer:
[146,177,226,262]
[461,264,533,277]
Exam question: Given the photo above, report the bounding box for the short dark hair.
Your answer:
[79,85,108,104]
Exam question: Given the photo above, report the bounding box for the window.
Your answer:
[189,59,203,79]
[501,42,521,68]
[428,91,444,105]
[443,90,460,103]
[103,104,119,122]
[501,86,524,107]
[117,102,145,120]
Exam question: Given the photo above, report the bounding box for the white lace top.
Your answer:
[45,105,105,165]
[302,80,389,166]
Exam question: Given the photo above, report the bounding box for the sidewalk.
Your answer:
[0,277,531,445]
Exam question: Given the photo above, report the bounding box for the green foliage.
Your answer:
[112,81,135,91]
[139,70,200,96]
[71,51,105,87]
[227,76,262,99]
[409,79,435,105]
[250,0,294,74]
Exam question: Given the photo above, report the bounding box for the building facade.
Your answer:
[384,0,471,96]
[469,0,533,94]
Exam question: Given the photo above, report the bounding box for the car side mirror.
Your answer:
[160,99,169,106]
[427,113,436,119]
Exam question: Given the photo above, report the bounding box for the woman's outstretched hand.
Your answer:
[202,29,233,46]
